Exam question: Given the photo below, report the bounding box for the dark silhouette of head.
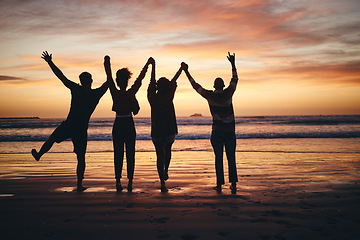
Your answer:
[79,72,93,88]
[116,68,133,90]
[157,77,171,94]
[214,77,225,90]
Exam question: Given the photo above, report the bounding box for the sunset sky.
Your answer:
[1,0,359,118]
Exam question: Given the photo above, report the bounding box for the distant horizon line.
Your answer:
[1,114,360,120]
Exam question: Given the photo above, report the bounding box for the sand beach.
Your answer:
[1,142,359,240]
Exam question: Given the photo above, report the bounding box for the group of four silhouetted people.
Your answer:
[32,51,238,194]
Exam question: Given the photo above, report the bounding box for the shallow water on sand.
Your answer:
[1,138,360,154]
[1,147,359,196]
[1,140,359,240]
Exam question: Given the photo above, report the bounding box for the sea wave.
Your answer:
[1,115,359,129]
[0,115,359,142]
[1,131,359,142]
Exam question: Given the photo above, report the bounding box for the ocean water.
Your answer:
[0,115,359,154]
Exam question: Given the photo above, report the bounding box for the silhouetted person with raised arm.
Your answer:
[147,58,182,192]
[182,52,238,194]
[104,55,151,192]
[31,51,108,192]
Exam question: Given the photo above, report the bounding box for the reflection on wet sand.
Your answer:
[0,150,359,239]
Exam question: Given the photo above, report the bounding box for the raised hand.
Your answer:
[227,52,235,64]
[147,57,155,65]
[41,51,52,63]
[181,62,188,71]
[104,55,110,67]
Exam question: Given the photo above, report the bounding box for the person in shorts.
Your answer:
[31,51,108,192]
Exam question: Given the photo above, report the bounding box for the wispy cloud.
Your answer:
[0,75,25,82]
[0,0,359,116]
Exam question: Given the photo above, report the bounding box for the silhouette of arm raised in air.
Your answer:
[96,58,109,96]
[164,63,183,99]
[97,80,108,96]
[227,52,238,90]
[128,58,151,94]
[104,55,117,97]
[171,64,183,83]
[181,62,205,95]
[147,57,156,104]
[183,52,238,96]
[41,51,77,89]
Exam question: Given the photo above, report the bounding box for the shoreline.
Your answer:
[1,138,360,155]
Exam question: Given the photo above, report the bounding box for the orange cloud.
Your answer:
[1,0,360,117]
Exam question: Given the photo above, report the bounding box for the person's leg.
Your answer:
[76,153,86,192]
[125,135,135,192]
[31,136,56,161]
[164,135,175,181]
[113,121,125,192]
[72,129,88,192]
[211,131,225,192]
[114,140,125,191]
[153,139,167,192]
[224,132,238,193]
[31,122,68,161]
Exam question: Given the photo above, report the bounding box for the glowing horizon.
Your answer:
[1,0,359,118]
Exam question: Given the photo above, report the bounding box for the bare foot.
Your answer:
[213,185,222,194]
[230,182,237,194]
[160,183,168,193]
[127,179,133,192]
[116,180,123,192]
[76,185,87,192]
[31,149,40,161]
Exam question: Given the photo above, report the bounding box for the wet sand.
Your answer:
[0,150,359,240]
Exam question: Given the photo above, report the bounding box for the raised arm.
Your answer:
[227,52,238,86]
[104,55,112,81]
[129,58,151,93]
[41,51,77,89]
[137,58,151,82]
[170,64,183,83]
[95,80,109,98]
[104,55,116,93]
[149,57,156,83]
[147,57,156,103]
[181,62,203,92]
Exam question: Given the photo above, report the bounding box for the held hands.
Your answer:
[227,52,235,65]
[104,55,110,66]
[181,62,188,71]
[41,51,52,63]
[147,57,155,65]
